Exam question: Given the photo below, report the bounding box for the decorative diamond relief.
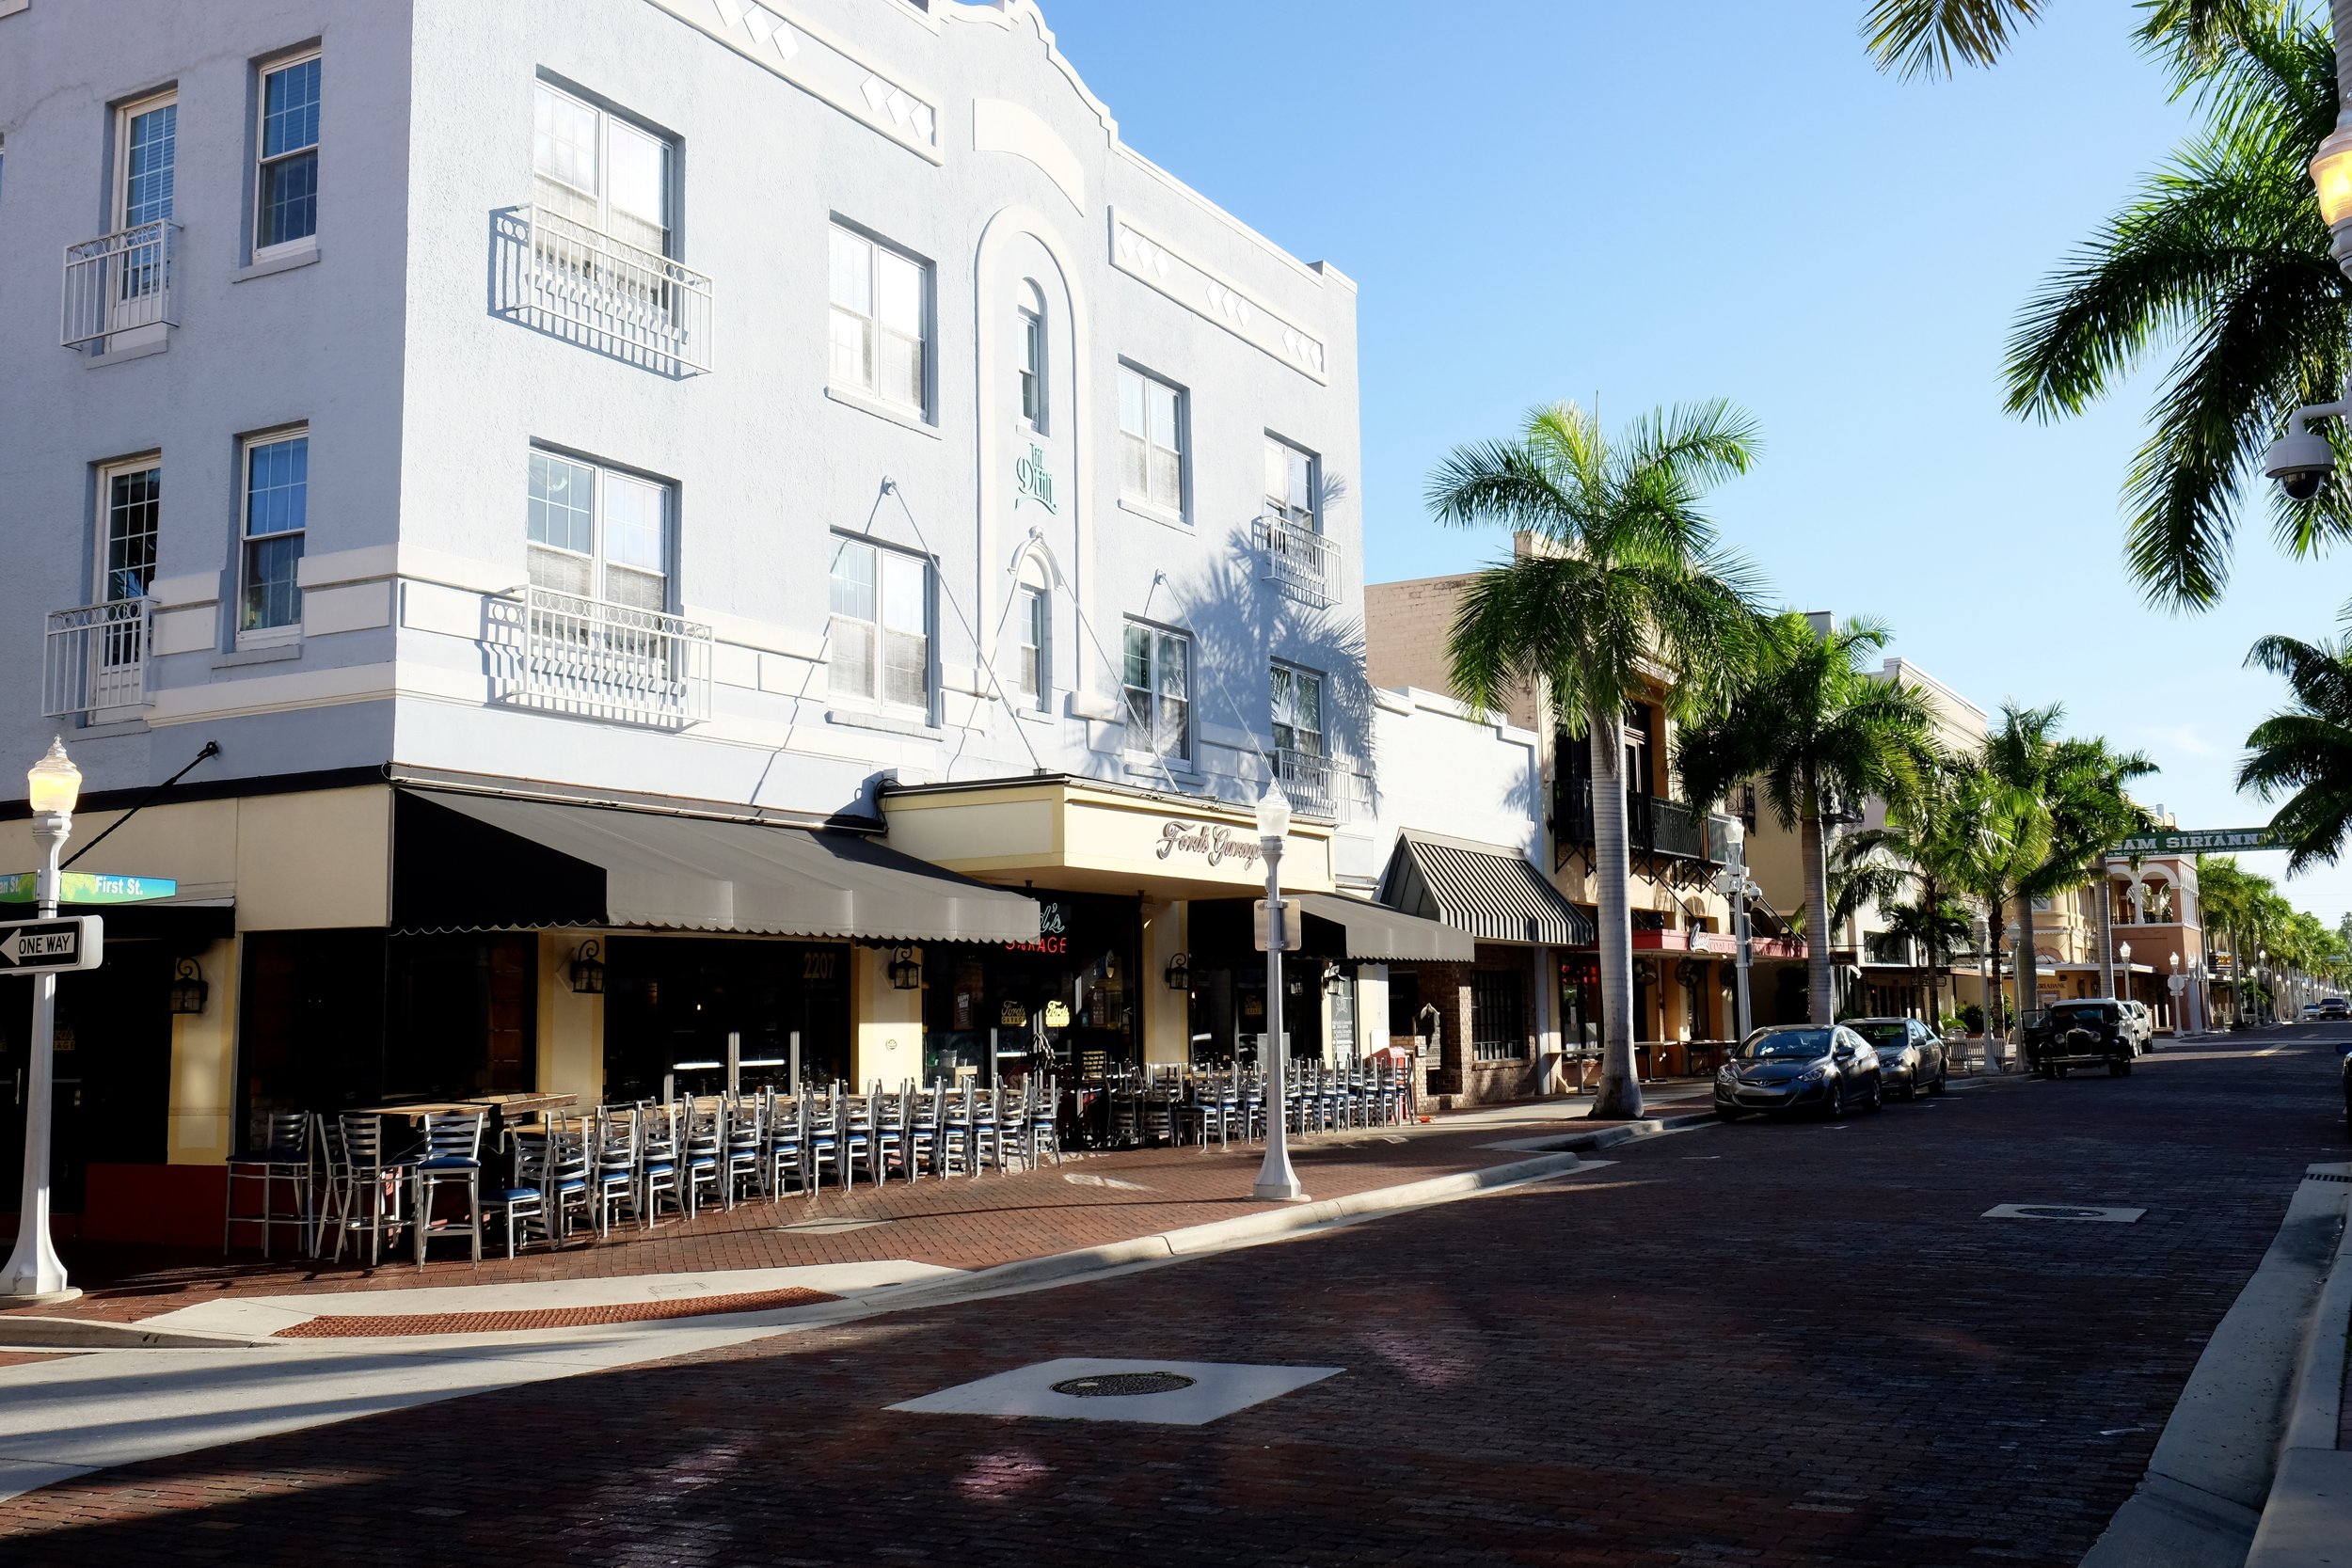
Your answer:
[711,0,746,26]
[862,75,890,114]
[886,88,914,127]
[911,103,934,142]
[740,6,774,44]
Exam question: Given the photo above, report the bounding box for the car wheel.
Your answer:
[2110,1058,2131,1077]
[1929,1069,1947,1097]
[1824,1080,1845,1119]
[2055,1062,2071,1079]
[1866,1074,1884,1113]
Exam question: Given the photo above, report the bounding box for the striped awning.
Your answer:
[1376,831,1596,948]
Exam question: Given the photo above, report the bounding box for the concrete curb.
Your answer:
[2083,1164,2352,1568]
[2245,1164,2352,1568]
[0,1315,276,1352]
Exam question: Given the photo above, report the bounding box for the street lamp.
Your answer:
[1973,912,1995,1071]
[1251,784,1305,1202]
[1710,819,1756,1042]
[5,738,82,1302]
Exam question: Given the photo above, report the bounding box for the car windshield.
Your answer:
[1851,1023,1908,1048]
[1740,1029,1835,1059]
[2052,1005,2115,1022]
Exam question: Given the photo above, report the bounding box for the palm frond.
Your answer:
[1862,0,2045,78]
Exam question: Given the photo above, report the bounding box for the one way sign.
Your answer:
[0,916,103,974]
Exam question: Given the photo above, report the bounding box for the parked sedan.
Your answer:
[1846,1017,1948,1099]
[1715,1024,1883,1120]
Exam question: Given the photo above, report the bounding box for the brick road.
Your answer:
[1,1036,2343,1565]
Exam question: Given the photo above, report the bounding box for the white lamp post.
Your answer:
[4,738,83,1302]
[1973,912,1994,1071]
[1252,783,1306,1203]
[1711,820,1756,1042]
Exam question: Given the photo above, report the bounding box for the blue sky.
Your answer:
[1039,0,2352,923]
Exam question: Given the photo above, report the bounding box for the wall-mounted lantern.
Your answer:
[1164,952,1191,991]
[167,957,210,1016]
[568,939,606,995]
[888,946,922,990]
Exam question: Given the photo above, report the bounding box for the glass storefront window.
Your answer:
[602,937,850,1101]
[922,893,1138,1083]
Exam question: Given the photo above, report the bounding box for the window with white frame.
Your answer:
[1017,292,1045,430]
[1118,365,1184,516]
[829,537,930,710]
[526,449,672,611]
[98,457,161,603]
[1271,664,1324,758]
[1264,437,1317,532]
[532,80,670,257]
[254,52,320,255]
[1015,584,1049,708]
[119,92,177,230]
[239,431,308,636]
[829,225,927,414]
[1122,622,1190,762]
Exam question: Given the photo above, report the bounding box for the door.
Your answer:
[111,93,177,337]
[0,946,172,1217]
[91,458,160,708]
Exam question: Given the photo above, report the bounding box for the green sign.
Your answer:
[0,872,178,904]
[1014,442,1058,515]
[2110,827,2281,857]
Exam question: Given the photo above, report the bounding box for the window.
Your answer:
[119,92,176,229]
[1271,665,1324,757]
[254,54,320,254]
[1118,366,1184,515]
[1121,623,1190,761]
[1017,298,1045,429]
[532,81,670,256]
[1015,585,1049,708]
[239,431,308,636]
[829,537,929,710]
[829,225,927,413]
[526,449,672,610]
[1264,437,1316,532]
[98,459,161,602]
[1470,970,1526,1062]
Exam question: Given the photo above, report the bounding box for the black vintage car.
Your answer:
[2022,1000,2136,1079]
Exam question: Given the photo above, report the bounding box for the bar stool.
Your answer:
[224,1111,317,1258]
[412,1109,486,1268]
[330,1112,413,1266]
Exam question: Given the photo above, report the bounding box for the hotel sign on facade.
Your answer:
[2112,827,2280,856]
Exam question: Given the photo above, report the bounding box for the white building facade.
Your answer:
[0,0,1374,1241]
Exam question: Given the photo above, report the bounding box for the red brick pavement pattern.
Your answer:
[0,1352,72,1370]
[7,1099,1708,1325]
[270,1285,841,1338]
[0,1044,2339,1566]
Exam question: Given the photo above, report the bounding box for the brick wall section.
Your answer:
[1397,957,1543,1110]
[1364,575,1538,728]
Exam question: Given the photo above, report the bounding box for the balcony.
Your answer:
[494,204,713,376]
[1253,518,1341,611]
[1273,746,1366,822]
[61,220,181,352]
[43,599,154,720]
[1553,780,1727,871]
[494,585,712,730]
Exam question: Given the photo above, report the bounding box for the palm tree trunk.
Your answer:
[1986,899,2009,1037]
[2015,889,2040,1030]
[1801,767,1833,1025]
[1587,710,1642,1119]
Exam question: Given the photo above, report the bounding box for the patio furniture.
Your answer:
[328,1111,414,1266]
[224,1111,318,1259]
[412,1109,487,1267]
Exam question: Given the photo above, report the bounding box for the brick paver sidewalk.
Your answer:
[4,1088,1712,1326]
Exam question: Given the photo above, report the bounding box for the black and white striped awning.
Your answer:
[1376,831,1595,949]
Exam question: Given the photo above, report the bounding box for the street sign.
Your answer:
[0,916,103,974]
[2168,974,2187,994]
[0,871,176,904]
[2110,827,2280,857]
[1253,898,1303,952]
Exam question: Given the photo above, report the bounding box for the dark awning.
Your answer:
[1377,831,1596,948]
[1295,893,1476,962]
[392,790,1040,943]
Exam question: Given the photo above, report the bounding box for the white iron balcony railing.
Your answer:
[1273,746,1366,822]
[61,220,182,351]
[496,204,713,375]
[44,598,155,719]
[496,584,712,729]
[1253,518,1342,611]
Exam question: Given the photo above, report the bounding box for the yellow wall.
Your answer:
[854,943,923,1086]
[536,927,603,1106]
[167,935,239,1164]
[1142,898,1186,1064]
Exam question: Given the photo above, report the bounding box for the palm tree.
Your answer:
[2002,7,2352,609]
[1861,0,2270,79]
[1677,614,1942,1025]
[2238,624,2352,868]
[1434,400,1766,1120]
[1831,758,1994,1020]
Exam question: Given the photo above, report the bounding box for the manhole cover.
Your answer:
[1983,1202,2145,1223]
[1050,1371,1197,1398]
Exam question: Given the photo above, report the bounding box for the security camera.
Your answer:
[2265,400,2352,499]
[2264,426,2334,500]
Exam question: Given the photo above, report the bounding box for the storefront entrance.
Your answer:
[922,892,1138,1083]
[603,937,851,1101]
[0,942,174,1215]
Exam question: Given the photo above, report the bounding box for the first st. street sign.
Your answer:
[0,916,103,974]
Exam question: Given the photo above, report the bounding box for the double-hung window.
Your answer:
[829,537,930,711]
[1015,585,1049,709]
[1271,664,1324,758]
[1264,437,1316,532]
[254,53,320,255]
[1017,300,1045,430]
[829,225,928,414]
[1118,366,1184,516]
[1470,970,1527,1062]
[526,449,672,611]
[239,431,309,638]
[532,81,670,257]
[1122,623,1191,762]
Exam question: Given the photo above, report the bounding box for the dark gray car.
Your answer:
[1715,1024,1883,1119]
[1846,1017,1948,1100]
